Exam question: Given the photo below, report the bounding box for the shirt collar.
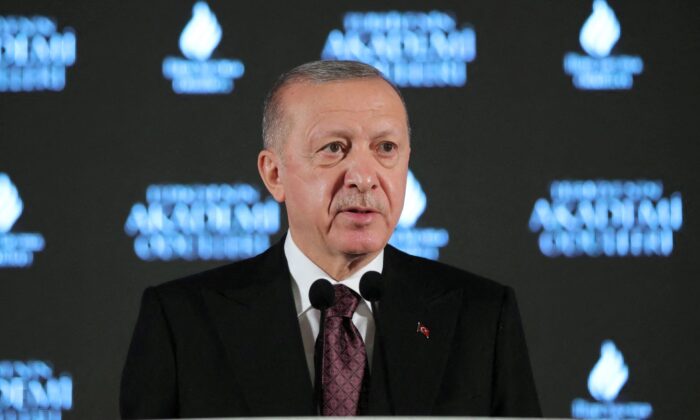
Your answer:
[285,231,383,316]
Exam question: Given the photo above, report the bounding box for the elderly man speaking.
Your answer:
[120,60,541,418]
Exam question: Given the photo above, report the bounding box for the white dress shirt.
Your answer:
[285,231,381,385]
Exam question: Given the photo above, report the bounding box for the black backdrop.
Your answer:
[2,1,699,418]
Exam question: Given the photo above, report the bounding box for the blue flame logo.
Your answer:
[397,170,426,229]
[0,173,23,233]
[390,169,448,259]
[179,2,222,61]
[580,0,621,58]
[588,340,629,402]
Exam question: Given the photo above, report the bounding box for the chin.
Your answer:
[333,232,388,256]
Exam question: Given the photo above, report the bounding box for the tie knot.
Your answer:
[326,284,360,318]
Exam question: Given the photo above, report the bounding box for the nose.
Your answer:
[344,149,378,193]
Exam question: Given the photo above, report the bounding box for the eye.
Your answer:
[315,141,348,164]
[377,141,397,154]
[323,142,344,154]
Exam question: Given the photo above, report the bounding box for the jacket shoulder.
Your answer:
[151,243,282,299]
[385,245,509,301]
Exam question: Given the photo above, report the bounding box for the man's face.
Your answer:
[270,78,410,262]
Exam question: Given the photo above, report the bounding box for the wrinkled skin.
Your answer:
[258,78,410,280]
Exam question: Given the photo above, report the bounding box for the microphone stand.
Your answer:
[370,299,395,415]
[309,278,334,414]
[313,309,326,414]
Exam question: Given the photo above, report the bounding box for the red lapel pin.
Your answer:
[416,322,430,339]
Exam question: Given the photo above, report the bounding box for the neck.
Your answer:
[322,252,380,281]
[291,237,380,281]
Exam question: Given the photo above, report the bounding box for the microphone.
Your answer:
[359,271,394,414]
[309,278,334,411]
[309,278,335,310]
[359,271,383,306]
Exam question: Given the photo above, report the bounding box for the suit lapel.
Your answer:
[201,241,315,416]
[369,246,463,415]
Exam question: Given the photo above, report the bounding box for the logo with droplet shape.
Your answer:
[563,0,643,90]
[0,173,45,268]
[397,170,427,229]
[579,0,620,58]
[179,2,222,61]
[389,169,449,260]
[0,173,23,233]
[162,1,244,94]
[571,340,652,419]
[588,340,628,402]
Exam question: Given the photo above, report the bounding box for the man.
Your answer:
[120,60,541,418]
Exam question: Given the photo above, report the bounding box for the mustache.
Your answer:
[333,193,386,214]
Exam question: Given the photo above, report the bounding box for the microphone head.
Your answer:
[309,279,335,310]
[359,271,383,302]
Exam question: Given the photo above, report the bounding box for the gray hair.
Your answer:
[262,60,409,152]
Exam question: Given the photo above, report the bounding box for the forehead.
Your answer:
[278,78,408,135]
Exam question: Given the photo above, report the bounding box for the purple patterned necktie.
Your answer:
[319,284,369,416]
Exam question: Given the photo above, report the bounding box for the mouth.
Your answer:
[340,207,377,214]
[336,206,379,225]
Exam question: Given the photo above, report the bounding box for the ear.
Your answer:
[257,149,285,202]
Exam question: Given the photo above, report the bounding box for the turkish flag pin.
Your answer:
[417,322,430,339]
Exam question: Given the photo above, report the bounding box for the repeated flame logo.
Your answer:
[397,169,427,229]
[179,2,222,61]
[0,173,24,234]
[588,340,629,402]
[580,0,621,58]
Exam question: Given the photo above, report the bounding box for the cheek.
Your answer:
[393,191,406,218]
[290,172,333,210]
[386,177,408,218]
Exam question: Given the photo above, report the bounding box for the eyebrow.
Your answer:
[311,126,402,142]
[370,128,401,140]
[311,127,354,140]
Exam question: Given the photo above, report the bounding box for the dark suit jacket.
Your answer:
[120,240,541,418]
